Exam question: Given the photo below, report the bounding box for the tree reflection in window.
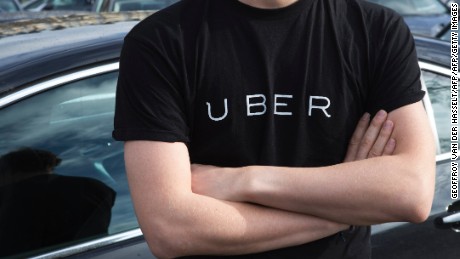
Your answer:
[0,71,138,257]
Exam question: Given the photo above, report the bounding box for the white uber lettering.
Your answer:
[206,98,228,121]
[274,94,293,116]
[247,94,267,116]
[308,96,331,118]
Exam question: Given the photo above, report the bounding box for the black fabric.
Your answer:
[179,226,370,259]
[113,0,424,258]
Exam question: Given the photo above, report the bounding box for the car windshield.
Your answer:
[0,0,20,12]
[93,0,177,12]
[439,27,451,41]
[368,0,448,16]
[51,0,93,10]
[24,0,93,11]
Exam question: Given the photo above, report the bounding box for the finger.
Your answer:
[382,138,396,156]
[355,110,388,160]
[368,120,394,158]
[344,113,371,162]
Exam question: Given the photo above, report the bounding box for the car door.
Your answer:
[0,63,141,258]
[371,62,459,258]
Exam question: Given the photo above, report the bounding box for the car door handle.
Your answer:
[440,212,460,224]
[436,212,460,225]
[435,212,460,231]
[435,200,460,231]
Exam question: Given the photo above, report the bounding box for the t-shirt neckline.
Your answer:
[226,0,314,20]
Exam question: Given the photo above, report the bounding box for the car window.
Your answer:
[0,71,138,258]
[422,70,450,154]
[367,0,447,16]
[23,0,46,9]
[51,0,93,10]
[113,0,164,11]
[439,27,451,41]
[0,0,20,12]
[93,0,177,12]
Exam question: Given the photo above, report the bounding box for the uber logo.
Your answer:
[206,94,331,121]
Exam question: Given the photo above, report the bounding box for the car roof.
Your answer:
[0,15,450,97]
[414,36,450,67]
[0,12,152,96]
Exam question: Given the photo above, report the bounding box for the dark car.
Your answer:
[0,15,147,259]
[441,0,458,5]
[367,0,451,37]
[0,0,22,12]
[23,0,95,11]
[93,0,177,12]
[436,22,452,41]
[0,13,456,258]
[371,36,458,258]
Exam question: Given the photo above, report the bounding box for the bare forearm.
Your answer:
[125,141,347,258]
[141,193,347,258]
[192,103,436,226]
[241,154,434,225]
[238,104,436,225]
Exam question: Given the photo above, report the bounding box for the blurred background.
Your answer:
[0,0,178,14]
[0,1,457,259]
[0,0,455,38]
[0,0,178,34]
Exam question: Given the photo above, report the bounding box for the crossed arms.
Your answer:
[125,101,435,258]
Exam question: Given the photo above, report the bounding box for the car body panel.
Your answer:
[0,18,147,97]
[0,14,457,258]
[92,0,177,12]
[367,0,450,37]
[372,158,460,259]
[415,36,450,66]
[404,13,450,36]
[23,0,94,12]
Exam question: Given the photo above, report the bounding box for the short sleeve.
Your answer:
[112,33,190,143]
[366,14,425,115]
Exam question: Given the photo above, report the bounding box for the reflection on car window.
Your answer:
[367,0,447,16]
[439,28,451,41]
[0,0,20,12]
[0,71,138,257]
[24,0,45,9]
[0,148,115,257]
[422,70,450,154]
[93,0,178,12]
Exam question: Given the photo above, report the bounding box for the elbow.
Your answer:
[392,192,432,224]
[405,201,431,224]
[383,157,435,224]
[144,231,177,259]
[147,240,177,259]
[142,220,190,258]
[146,232,188,259]
[398,168,434,224]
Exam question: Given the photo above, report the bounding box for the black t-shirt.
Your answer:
[113,0,424,258]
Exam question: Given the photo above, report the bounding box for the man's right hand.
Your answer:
[344,110,396,162]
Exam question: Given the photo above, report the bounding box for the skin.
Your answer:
[191,102,436,226]
[125,109,407,258]
[125,2,435,257]
[239,0,299,8]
